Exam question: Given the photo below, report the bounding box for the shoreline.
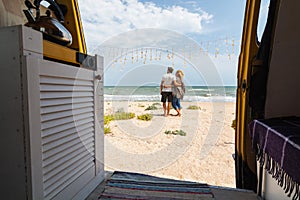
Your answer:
[104,96,236,103]
[103,101,236,187]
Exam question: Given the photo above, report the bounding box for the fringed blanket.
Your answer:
[99,171,214,199]
[249,117,300,200]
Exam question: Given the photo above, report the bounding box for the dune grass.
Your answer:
[164,129,187,136]
[107,112,135,120]
[187,105,201,110]
[104,126,111,134]
[144,102,162,111]
[104,112,135,134]
[152,102,161,106]
[145,105,158,111]
[231,119,236,130]
[104,115,114,125]
[137,113,153,121]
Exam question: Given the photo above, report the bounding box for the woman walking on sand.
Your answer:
[172,70,185,116]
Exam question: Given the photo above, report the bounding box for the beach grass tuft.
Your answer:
[187,105,201,110]
[105,112,135,122]
[104,115,114,125]
[110,112,135,120]
[231,119,236,130]
[104,126,111,134]
[145,105,158,111]
[104,112,135,134]
[152,102,161,106]
[137,113,153,121]
[164,129,186,136]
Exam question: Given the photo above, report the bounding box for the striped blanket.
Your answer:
[249,117,300,200]
[99,171,214,199]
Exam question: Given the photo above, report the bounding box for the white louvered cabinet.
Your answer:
[0,26,104,200]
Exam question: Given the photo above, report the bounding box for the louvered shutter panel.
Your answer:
[26,56,103,200]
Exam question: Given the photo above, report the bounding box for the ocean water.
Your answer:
[104,86,236,102]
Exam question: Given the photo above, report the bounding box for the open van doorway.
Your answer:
[79,0,245,189]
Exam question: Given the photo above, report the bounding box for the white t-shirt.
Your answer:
[161,73,175,92]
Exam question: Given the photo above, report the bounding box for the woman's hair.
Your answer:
[176,70,184,78]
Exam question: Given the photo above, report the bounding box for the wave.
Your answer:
[188,88,206,92]
[104,94,236,102]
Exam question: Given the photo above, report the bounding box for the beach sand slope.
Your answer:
[103,101,236,187]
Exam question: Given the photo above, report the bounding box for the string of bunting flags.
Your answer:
[98,36,240,68]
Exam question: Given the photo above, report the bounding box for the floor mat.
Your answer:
[99,171,214,199]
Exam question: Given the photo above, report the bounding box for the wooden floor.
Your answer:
[85,171,260,200]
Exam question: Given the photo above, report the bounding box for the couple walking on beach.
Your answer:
[160,67,185,117]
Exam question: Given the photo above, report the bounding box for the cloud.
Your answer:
[78,0,213,48]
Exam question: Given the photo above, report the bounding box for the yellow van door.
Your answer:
[235,0,279,191]
[235,0,261,191]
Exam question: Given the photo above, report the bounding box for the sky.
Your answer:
[77,0,249,86]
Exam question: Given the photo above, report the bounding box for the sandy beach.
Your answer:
[103,101,236,188]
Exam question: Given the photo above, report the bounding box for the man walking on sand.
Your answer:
[160,67,175,117]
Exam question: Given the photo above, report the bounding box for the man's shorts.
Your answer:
[161,92,173,102]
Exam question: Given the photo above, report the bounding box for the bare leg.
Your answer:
[175,108,181,116]
[167,102,172,116]
[163,102,167,116]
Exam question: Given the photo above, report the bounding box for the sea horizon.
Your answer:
[104,85,236,102]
